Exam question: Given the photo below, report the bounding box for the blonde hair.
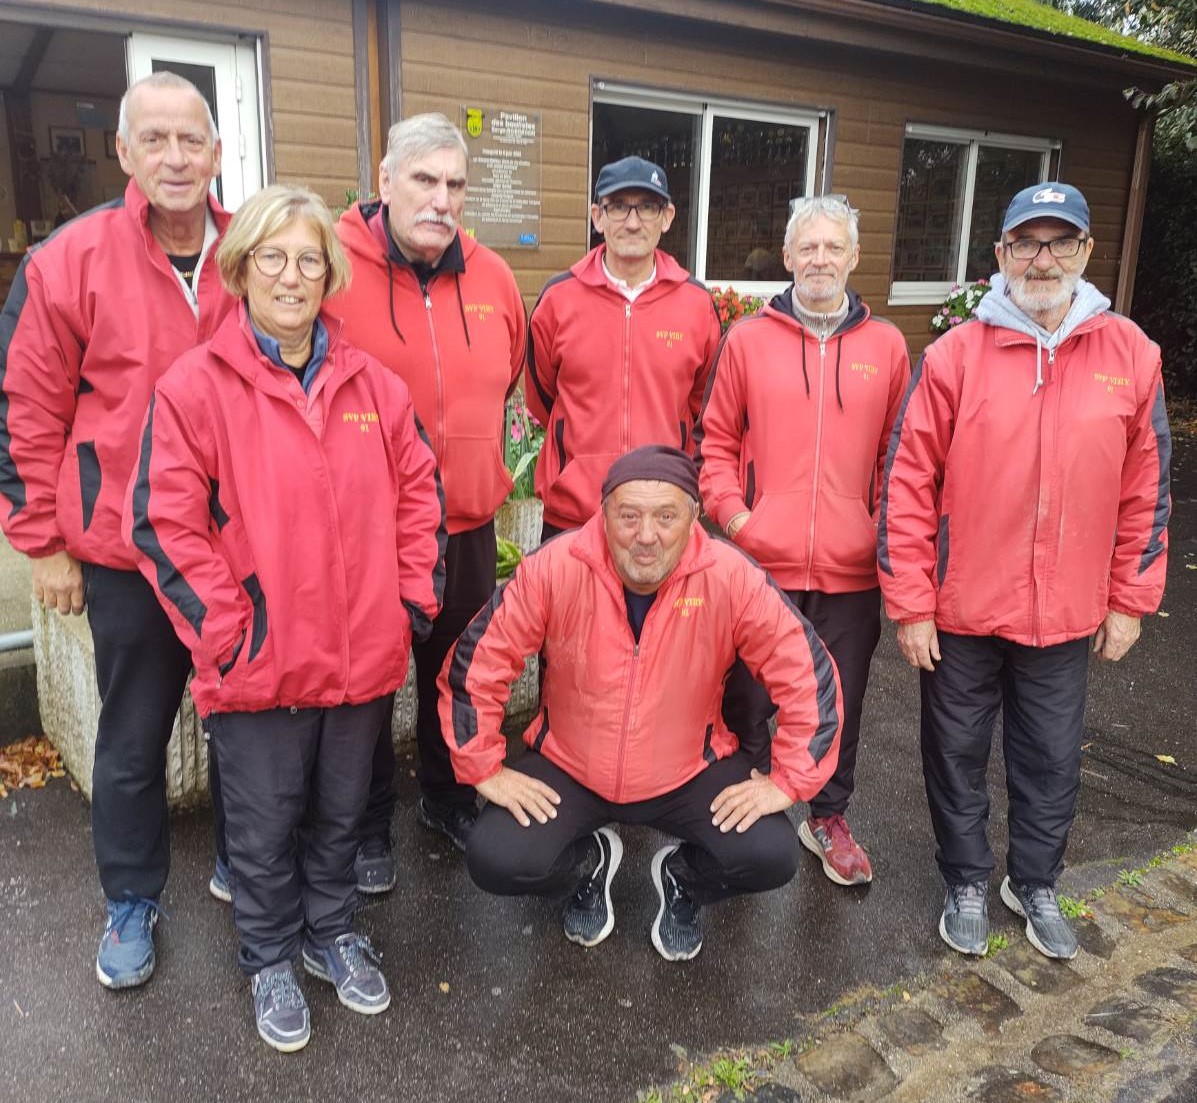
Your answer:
[217,185,351,299]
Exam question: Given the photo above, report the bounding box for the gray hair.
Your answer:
[117,71,219,146]
[382,112,468,176]
[785,195,859,251]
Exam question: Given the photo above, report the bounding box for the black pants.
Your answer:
[467,752,799,906]
[210,697,390,975]
[361,521,496,838]
[721,587,881,819]
[86,563,194,901]
[920,632,1089,888]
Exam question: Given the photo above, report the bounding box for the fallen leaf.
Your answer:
[438,981,450,993]
[1158,611,1170,618]
[1156,755,1177,766]
[0,737,65,797]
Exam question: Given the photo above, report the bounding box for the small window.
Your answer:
[591,84,822,294]
[889,124,1060,306]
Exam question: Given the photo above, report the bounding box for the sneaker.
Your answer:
[1000,876,1079,960]
[650,845,703,962]
[355,834,396,895]
[95,897,160,989]
[798,814,874,885]
[939,880,990,956]
[563,827,624,948]
[302,933,390,1014]
[251,962,310,1053]
[209,857,234,904]
[417,797,478,852]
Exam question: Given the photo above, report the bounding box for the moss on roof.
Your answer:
[902,0,1197,68]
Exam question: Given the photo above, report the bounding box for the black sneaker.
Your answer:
[650,845,703,961]
[1000,876,1079,960]
[417,798,478,852]
[563,827,623,948]
[355,834,396,895]
[939,880,990,956]
[252,962,310,1052]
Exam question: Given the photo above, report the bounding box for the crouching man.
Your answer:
[439,446,843,960]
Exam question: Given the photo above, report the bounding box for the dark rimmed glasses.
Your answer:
[249,247,328,280]
[601,199,667,223]
[1002,236,1089,261]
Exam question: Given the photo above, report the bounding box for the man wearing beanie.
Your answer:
[880,182,1171,961]
[525,156,721,541]
[439,446,843,961]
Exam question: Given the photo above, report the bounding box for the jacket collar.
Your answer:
[208,300,351,392]
[361,201,467,278]
[570,245,691,297]
[764,286,870,338]
[123,176,232,245]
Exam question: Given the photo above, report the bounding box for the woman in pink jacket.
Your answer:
[128,185,445,1052]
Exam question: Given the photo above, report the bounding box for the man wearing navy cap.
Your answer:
[879,182,1171,960]
[525,157,721,541]
[439,446,843,961]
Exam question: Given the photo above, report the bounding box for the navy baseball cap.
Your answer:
[594,156,671,203]
[1002,182,1090,234]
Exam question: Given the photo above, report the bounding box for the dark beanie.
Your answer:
[600,445,700,502]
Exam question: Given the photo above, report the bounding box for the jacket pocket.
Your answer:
[735,490,810,571]
[439,435,514,524]
[817,488,878,575]
[76,441,101,532]
[935,514,950,587]
[241,572,269,661]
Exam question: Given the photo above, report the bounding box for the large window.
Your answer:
[889,124,1059,305]
[592,84,822,292]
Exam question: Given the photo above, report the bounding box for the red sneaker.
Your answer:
[798,814,873,885]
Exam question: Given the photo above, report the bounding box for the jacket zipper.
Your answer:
[613,639,640,801]
[1030,344,1058,647]
[804,335,829,590]
[621,302,632,452]
[424,293,445,458]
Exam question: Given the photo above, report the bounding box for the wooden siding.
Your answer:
[398,0,1141,355]
[25,0,359,208]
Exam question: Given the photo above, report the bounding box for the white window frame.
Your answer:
[592,82,823,295]
[888,123,1060,307]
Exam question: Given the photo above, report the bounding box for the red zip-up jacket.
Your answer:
[0,179,233,567]
[878,309,1170,646]
[126,304,446,716]
[439,516,843,804]
[526,246,721,530]
[329,203,525,535]
[696,289,910,592]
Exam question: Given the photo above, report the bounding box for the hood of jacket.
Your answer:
[337,200,478,276]
[765,286,870,337]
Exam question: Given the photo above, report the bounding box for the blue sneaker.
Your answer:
[252,962,310,1052]
[302,933,390,1014]
[209,857,234,904]
[96,898,160,989]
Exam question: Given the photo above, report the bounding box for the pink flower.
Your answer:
[510,420,524,443]
[950,315,962,325]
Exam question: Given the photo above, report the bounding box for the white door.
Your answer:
[125,33,263,210]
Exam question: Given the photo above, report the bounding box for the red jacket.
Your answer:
[526,246,721,529]
[329,204,525,535]
[439,516,843,804]
[0,179,234,568]
[126,304,445,716]
[878,303,1170,646]
[696,289,910,592]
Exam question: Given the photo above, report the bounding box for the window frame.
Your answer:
[888,123,1061,307]
[591,81,825,295]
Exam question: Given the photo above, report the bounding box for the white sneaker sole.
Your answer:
[257,1021,311,1053]
[208,875,233,904]
[797,820,872,886]
[999,877,1078,960]
[564,826,623,948]
[650,846,702,962]
[937,910,988,956]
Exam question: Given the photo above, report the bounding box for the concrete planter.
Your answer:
[34,498,545,807]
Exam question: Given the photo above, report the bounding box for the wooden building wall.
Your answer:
[397,0,1140,354]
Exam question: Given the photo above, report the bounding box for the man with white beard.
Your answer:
[878,182,1171,961]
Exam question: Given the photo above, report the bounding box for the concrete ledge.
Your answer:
[35,499,545,807]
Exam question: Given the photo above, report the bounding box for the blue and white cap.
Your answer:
[594,156,671,202]
[1002,182,1090,234]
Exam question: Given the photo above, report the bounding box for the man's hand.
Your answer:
[726,511,751,540]
[897,619,940,671]
[1093,610,1141,662]
[31,551,84,616]
[475,766,561,828]
[710,768,793,834]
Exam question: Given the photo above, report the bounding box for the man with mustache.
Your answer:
[879,182,1171,960]
[331,113,526,882]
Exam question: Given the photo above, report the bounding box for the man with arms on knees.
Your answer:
[697,195,909,887]
[0,72,234,987]
[331,113,525,880]
[526,157,720,541]
[440,446,843,960]
[880,182,1170,960]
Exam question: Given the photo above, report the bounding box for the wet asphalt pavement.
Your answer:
[1,437,1194,1103]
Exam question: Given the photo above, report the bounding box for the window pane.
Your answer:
[704,117,806,283]
[591,103,699,270]
[892,139,967,282]
[964,146,1046,281]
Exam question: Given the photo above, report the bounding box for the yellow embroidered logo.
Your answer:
[673,596,704,618]
[656,329,685,350]
[343,411,380,434]
[851,362,878,379]
[463,302,496,322]
[1093,372,1130,395]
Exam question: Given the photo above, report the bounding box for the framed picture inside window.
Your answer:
[50,127,85,158]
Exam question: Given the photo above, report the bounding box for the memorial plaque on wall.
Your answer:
[460,106,541,249]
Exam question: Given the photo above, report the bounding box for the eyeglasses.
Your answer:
[601,199,666,223]
[1002,236,1089,261]
[248,247,329,280]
